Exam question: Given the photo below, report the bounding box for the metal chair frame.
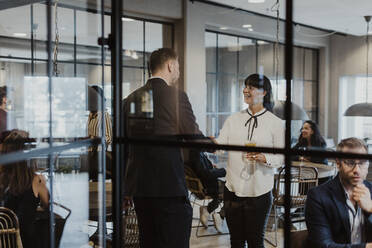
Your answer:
[266,166,318,247]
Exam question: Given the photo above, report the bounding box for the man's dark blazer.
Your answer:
[122,78,205,198]
[305,174,372,248]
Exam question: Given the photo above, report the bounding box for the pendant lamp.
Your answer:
[344,16,372,116]
[270,0,309,120]
[273,100,309,120]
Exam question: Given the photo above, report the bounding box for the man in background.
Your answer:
[305,137,372,247]
[123,48,210,248]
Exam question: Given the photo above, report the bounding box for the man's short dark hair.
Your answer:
[337,137,368,152]
[149,48,178,75]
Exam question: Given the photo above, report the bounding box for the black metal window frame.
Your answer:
[0,1,172,247]
[205,29,320,137]
[0,1,371,248]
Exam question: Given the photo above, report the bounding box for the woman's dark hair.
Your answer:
[0,130,35,197]
[244,73,274,112]
[297,120,326,147]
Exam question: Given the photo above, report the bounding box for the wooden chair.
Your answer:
[268,166,318,247]
[184,166,227,237]
[0,207,23,248]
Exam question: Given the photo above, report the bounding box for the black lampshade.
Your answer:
[272,100,309,120]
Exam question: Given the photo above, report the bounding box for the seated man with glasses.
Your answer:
[305,137,372,248]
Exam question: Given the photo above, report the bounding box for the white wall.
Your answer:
[329,34,372,141]
[183,1,331,134]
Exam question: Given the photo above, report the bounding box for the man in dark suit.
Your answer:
[305,137,372,248]
[122,48,208,248]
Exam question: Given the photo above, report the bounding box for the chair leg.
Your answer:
[274,206,278,247]
[264,204,277,247]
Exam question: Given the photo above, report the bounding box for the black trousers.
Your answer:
[205,168,226,213]
[133,196,192,248]
[224,187,272,248]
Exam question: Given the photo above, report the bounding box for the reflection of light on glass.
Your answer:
[124,50,131,57]
[242,24,252,28]
[13,32,27,37]
[23,77,87,138]
[131,51,139,59]
[122,17,134,22]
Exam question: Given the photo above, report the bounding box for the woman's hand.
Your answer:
[245,153,267,164]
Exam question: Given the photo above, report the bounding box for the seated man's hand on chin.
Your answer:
[352,184,372,213]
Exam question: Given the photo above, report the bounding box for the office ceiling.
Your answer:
[208,0,372,36]
[0,0,42,10]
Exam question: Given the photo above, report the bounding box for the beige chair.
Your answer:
[0,207,23,248]
[268,166,318,247]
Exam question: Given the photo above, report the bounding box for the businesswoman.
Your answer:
[293,120,330,184]
[216,74,284,248]
[0,130,49,248]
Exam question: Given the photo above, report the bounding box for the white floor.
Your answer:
[52,173,285,247]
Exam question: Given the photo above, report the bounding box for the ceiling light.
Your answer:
[13,33,27,37]
[242,24,252,28]
[122,17,134,22]
[248,0,265,3]
[257,40,268,45]
[220,27,228,30]
[248,28,254,32]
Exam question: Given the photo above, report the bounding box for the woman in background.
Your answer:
[0,130,49,248]
[293,120,330,183]
[216,74,284,248]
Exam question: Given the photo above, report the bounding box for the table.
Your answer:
[291,161,334,171]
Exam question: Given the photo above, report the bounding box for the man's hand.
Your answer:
[123,196,133,211]
[352,184,372,213]
[366,243,372,248]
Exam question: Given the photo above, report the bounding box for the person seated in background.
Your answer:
[184,148,226,232]
[305,137,372,248]
[87,85,112,181]
[0,86,8,134]
[0,130,49,248]
[293,120,330,184]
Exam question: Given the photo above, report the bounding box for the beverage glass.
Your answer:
[241,140,257,180]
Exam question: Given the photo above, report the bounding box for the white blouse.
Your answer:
[216,108,284,197]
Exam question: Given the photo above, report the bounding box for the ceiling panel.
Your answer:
[208,0,372,36]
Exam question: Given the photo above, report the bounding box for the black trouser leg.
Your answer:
[207,198,220,213]
[134,197,192,248]
[224,187,272,248]
[246,192,273,248]
[224,187,246,248]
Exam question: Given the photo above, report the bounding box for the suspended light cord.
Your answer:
[366,19,370,102]
[53,0,60,76]
[271,0,280,100]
